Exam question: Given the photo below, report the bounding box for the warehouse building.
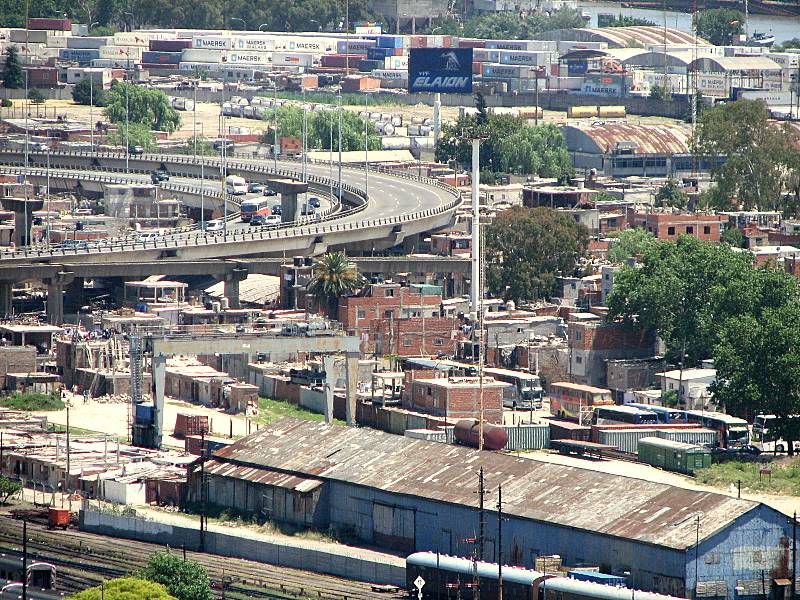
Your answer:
[197,418,796,599]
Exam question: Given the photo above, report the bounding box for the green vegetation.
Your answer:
[698,99,800,212]
[426,9,584,39]
[262,105,380,151]
[485,207,589,302]
[306,251,366,318]
[105,82,181,133]
[0,99,11,108]
[263,90,401,107]
[107,122,157,151]
[0,391,64,411]
[600,14,656,27]
[776,37,800,51]
[2,46,23,89]
[608,228,658,263]
[649,84,672,101]
[175,136,216,156]
[255,397,345,426]
[140,552,212,600]
[654,178,688,209]
[694,8,745,45]
[27,88,45,104]
[72,77,107,107]
[720,227,745,248]
[0,476,21,504]
[436,96,573,182]
[69,577,176,600]
[696,459,800,496]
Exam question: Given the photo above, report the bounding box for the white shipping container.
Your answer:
[384,55,408,70]
[473,49,500,62]
[272,51,314,67]
[92,58,131,68]
[10,29,48,43]
[412,137,435,149]
[67,36,110,49]
[192,35,235,50]
[499,50,552,67]
[182,48,226,63]
[114,31,167,46]
[336,39,375,53]
[99,45,142,60]
[227,51,271,65]
[235,36,275,52]
[45,34,69,48]
[371,69,407,81]
[283,37,337,53]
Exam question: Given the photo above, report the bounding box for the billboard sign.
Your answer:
[409,47,473,93]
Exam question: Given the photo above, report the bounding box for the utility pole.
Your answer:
[477,467,486,562]
[793,511,797,600]
[65,397,70,494]
[21,518,27,600]
[497,484,503,600]
[199,428,207,551]
[693,515,700,600]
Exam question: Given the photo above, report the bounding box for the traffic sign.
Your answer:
[414,576,426,590]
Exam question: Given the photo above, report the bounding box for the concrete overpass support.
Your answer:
[0,283,11,316]
[151,354,166,449]
[323,355,335,425]
[45,271,75,325]
[345,352,359,426]
[1,197,45,247]
[63,277,86,314]
[269,180,308,224]
[223,267,248,309]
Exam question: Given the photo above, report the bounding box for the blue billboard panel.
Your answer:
[409,48,473,94]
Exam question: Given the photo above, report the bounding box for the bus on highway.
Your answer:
[626,403,689,424]
[592,405,660,426]
[752,414,800,453]
[240,197,271,222]
[483,368,544,409]
[684,410,750,448]
[550,382,614,424]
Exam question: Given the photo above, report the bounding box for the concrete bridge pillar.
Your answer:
[63,277,86,314]
[267,180,308,224]
[345,352,359,426]
[223,267,248,309]
[45,271,75,325]
[1,197,45,247]
[0,282,12,317]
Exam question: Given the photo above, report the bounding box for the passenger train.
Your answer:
[407,553,684,600]
[0,554,62,598]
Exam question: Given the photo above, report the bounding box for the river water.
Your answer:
[576,0,800,44]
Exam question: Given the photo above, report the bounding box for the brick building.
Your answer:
[568,315,655,387]
[405,376,505,423]
[629,212,726,242]
[338,283,460,356]
[430,231,471,256]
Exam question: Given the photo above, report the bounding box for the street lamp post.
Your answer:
[230,17,247,30]
[364,92,369,199]
[338,89,343,200]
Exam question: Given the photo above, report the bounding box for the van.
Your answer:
[225,175,247,195]
[206,219,224,233]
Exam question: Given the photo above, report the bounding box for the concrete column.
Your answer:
[151,353,166,450]
[0,282,12,317]
[323,355,335,425]
[345,352,359,426]
[1,198,44,247]
[45,271,75,325]
[223,267,248,309]
[280,191,299,224]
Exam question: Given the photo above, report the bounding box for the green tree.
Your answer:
[104,82,181,132]
[69,577,176,600]
[181,135,215,156]
[107,122,156,151]
[0,476,21,504]
[2,46,24,89]
[698,99,800,211]
[649,84,672,101]
[485,207,588,302]
[720,226,745,248]
[27,88,45,104]
[307,251,366,318]
[262,105,380,151]
[424,8,583,39]
[72,78,107,106]
[601,13,656,26]
[141,552,212,600]
[711,287,800,452]
[776,37,800,51]
[608,228,658,263]
[605,236,785,366]
[654,178,688,209]
[694,8,744,45]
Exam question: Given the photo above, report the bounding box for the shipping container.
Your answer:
[404,428,447,443]
[656,428,717,447]
[58,48,101,63]
[336,39,376,53]
[192,35,235,50]
[458,38,487,49]
[598,428,658,454]
[549,420,591,442]
[473,49,500,63]
[503,423,549,451]
[359,59,384,72]
[99,45,142,60]
[28,17,71,31]
[637,437,712,475]
[182,48,226,63]
[499,50,552,66]
[67,36,109,49]
[284,37,336,53]
[174,413,209,438]
[10,29,49,43]
[45,35,69,49]
[272,52,314,67]
[141,51,182,65]
[150,39,192,52]
[381,136,412,150]
[114,32,165,46]
[26,67,59,86]
[227,51,271,65]
[235,36,275,52]
[377,35,405,49]
[384,55,408,70]
[320,54,367,68]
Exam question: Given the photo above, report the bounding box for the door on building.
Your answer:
[372,502,415,553]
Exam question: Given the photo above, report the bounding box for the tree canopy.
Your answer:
[485,207,588,302]
[694,8,745,45]
[607,228,657,263]
[104,81,181,132]
[307,252,366,318]
[428,9,584,39]
[262,105,380,151]
[2,46,23,89]
[697,99,800,212]
[107,122,157,151]
[654,179,688,209]
[140,551,213,600]
[600,14,656,27]
[69,577,176,600]
[436,108,573,182]
[72,77,107,106]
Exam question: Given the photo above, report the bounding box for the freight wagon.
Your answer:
[637,437,712,475]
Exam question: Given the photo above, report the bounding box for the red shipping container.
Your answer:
[472,62,483,75]
[141,63,179,70]
[27,67,59,86]
[28,17,71,31]
[458,38,486,48]
[149,39,192,52]
[410,36,427,48]
[173,413,209,439]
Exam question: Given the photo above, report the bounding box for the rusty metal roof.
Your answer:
[214,418,760,550]
[563,123,692,156]
[205,458,324,491]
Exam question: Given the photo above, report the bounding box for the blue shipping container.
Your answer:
[135,402,155,423]
[367,47,391,60]
[378,35,404,49]
[568,571,628,587]
[59,48,101,63]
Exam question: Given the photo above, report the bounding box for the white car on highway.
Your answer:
[205,219,225,232]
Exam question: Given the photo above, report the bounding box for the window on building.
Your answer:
[668,226,675,235]
[403,339,412,347]
[704,226,711,234]
[426,386,432,395]
[575,331,583,341]
[434,338,444,346]
[357,310,366,319]
[686,226,694,234]
[384,309,393,319]
[385,288,394,297]
[576,356,583,364]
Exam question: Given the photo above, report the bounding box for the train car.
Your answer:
[407,553,686,600]
[0,554,57,590]
[0,576,66,599]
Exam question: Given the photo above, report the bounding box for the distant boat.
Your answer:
[746,31,775,47]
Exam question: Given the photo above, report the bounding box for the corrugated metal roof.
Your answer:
[204,274,280,306]
[694,56,782,72]
[205,457,324,491]
[564,123,692,155]
[214,418,759,550]
[575,27,708,48]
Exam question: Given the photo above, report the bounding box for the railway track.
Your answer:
[0,515,407,600]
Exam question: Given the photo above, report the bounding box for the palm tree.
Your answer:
[306,252,365,319]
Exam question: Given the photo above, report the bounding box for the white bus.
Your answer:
[752,414,800,453]
[225,175,247,195]
[685,410,750,449]
[592,405,660,426]
[483,367,544,409]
